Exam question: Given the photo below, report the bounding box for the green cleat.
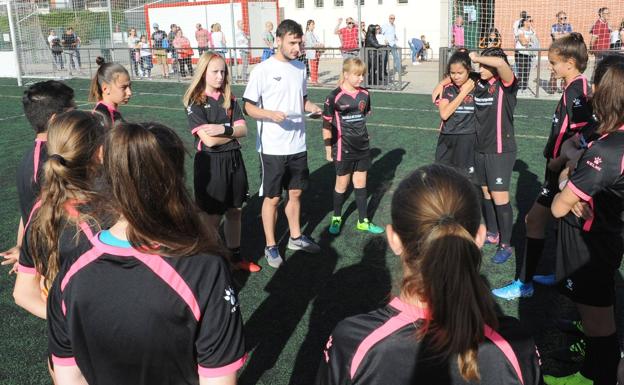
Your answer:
[329,216,343,235]
[356,218,385,234]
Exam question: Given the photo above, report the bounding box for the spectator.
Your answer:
[48,29,63,70]
[609,20,624,49]
[382,14,401,75]
[334,17,359,58]
[211,23,227,57]
[408,36,424,65]
[451,15,464,48]
[195,23,210,56]
[151,23,169,78]
[138,35,153,78]
[235,19,250,81]
[173,29,194,78]
[590,7,611,60]
[513,10,528,38]
[127,28,140,77]
[479,28,502,49]
[365,24,385,86]
[549,12,573,93]
[304,19,323,84]
[375,25,389,77]
[360,21,367,44]
[261,21,274,61]
[61,27,80,72]
[168,24,179,75]
[515,17,536,95]
[421,35,431,61]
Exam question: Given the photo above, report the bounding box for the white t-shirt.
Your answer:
[212,31,225,49]
[382,23,397,46]
[127,35,139,49]
[243,56,308,155]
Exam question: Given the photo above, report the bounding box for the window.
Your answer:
[354,0,364,4]
[296,0,304,8]
[334,0,343,6]
[315,0,324,6]
[397,0,407,3]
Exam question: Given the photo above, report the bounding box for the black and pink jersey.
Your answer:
[94,101,124,127]
[47,230,246,385]
[437,84,476,135]
[316,297,542,385]
[544,75,593,160]
[566,127,624,237]
[323,87,371,161]
[16,138,47,222]
[474,76,518,154]
[186,91,245,153]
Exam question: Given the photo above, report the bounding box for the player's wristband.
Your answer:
[223,124,234,136]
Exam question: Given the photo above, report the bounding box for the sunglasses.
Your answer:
[347,21,354,25]
[559,16,567,20]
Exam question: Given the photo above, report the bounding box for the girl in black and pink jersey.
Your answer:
[183,52,259,273]
[316,164,542,385]
[89,56,132,127]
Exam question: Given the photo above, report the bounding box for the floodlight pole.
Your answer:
[7,0,22,86]
[107,0,115,61]
[230,0,236,79]
[357,0,362,53]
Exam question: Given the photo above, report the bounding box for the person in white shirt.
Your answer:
[235,19,250,81]
[243,19,323,268]
[513,10,528,38]
[382,14,401,75]
[127,27,140,77]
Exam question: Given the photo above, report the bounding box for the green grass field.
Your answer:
[0,77,601,384]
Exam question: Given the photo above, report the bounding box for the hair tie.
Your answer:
[437,214,455,226]
[50,153,67,166]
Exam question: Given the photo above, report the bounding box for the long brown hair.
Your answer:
[391,164,498,382]
[549,32,588,72]
[592,58,624,135]
[89,56,130,102]
[29,110,106,288]
[182,52,231,110]
[104,121,225,257]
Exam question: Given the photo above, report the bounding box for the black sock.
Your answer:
[518,237,545,282]
[354,188,368,221]
[333,191,346,217]
[482,197,499,234]
[494,203,513,246]
[229,247,241,263]
[581,333,619,384]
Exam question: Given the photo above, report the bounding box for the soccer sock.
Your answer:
[518,237,545,282]
[481,197,499,234]
[229,247,241,263]
[354,188,368,222]
[494,203,513,246]
[581,333,619,384]
[333,190,346,217]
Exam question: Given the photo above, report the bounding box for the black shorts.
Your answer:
[194,150,249,215]
[556,220,623,307]
[335,155,371,176]
[435,134,476,178]
[474,151,516,191]
[535,166,559,207]
[259,151,309,198]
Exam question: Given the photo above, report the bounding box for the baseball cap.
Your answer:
[153,23,159,28]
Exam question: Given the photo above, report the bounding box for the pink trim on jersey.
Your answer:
[322,116,332,122]
[95,101,117,124]
[570,122,588,130]
[552,115,569,158]
[62,299,67,316]
[335,111,343,161]
[17,263,37,275]
[484,325,524,385]
[620,155,624,175]
[198,354,247,377]
[205,90,221,100]
[78,221,94,241]
[51,355,77,366]
[33,138,46,183]
[582,198,595,232]
[233,119,245,127]
[24,199,42,231]
[496,86,504,154]
[552,76,589,158]
[567,181,591,202]
[339,86,360,98]
[60,248,101,291]
[501,74,515,88]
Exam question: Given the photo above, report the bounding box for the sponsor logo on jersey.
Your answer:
[540,187,550,196]
[566,278,574,291]
[572,97,582,107]
[496,177,503,185]
[224,287,239,313]
[586,156,603,171]
[273,76,282,81]
[468,166,474,174]
[186,106,193,115]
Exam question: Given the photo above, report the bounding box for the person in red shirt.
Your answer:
[195,23,210,56]
[334,17,359,58]
[590,7,611,60]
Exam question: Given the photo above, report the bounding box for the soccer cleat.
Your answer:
[492,280,534,300]
[555,319,584,338]
[543,371,592,385]
[549,339,586,363]
[492,245,513,264]
[485,231,500,245]
[329,216,343,235]
[356,218,385,234]
[288,235,321,253]
[234,260,262,273]
[533,274,557,286]
[264,246,283,268]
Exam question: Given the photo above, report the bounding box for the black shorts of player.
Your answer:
[435,134,476,179]
[335,155,371,176]
[474,151,516,191]
[260,151,309,198]
[194,149,249,215]
[535,167,559,207]
[556,221,622,307]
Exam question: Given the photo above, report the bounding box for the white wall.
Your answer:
[281,0,448,58]
[0,51,18,77]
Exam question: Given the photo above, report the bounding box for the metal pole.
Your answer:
[7,0,23,86]
[230,0,237,81]
[107,0,115,60]
[357,0,361,57]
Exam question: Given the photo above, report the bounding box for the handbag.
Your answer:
[162,38,169,49]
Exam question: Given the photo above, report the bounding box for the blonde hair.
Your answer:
[213,23,221,32]
[338,57,367,85]
[182,52,231,110]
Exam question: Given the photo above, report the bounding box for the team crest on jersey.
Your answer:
[224,287,239,313]
[186,106,193,115]
[488,85,496,95]
[463,94,474,104]
[358,100,367,112]
[586,156,602,171]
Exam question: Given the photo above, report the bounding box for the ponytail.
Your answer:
[89,56,130,102]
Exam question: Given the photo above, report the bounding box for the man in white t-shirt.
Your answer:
[235,20,250,81]
[244,19,323,268]
[382,15,401,74]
